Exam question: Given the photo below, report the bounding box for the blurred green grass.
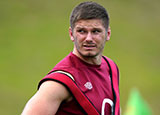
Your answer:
[0,0,160,114]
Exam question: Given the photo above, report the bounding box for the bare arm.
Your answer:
[21,81,71,115]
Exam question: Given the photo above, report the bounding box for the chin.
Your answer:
[81,52,98,58]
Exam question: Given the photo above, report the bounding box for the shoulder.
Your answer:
[102,56,120,84]
[22,80,71,115]
[102,56,119,68]
[54,53,75,69]
[39,80,71,102]
[49,53,80,75]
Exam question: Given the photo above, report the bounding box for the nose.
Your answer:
[85,32,93,42]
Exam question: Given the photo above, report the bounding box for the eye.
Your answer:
[77,29,86,34]
[92,29,101,34]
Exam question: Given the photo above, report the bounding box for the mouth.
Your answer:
[83,44,96,49]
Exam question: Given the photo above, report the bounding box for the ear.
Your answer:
[106,27,111,41]
[69,27,74,42]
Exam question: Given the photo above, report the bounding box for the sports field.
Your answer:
[0,0,160,114]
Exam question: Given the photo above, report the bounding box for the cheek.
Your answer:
[96,36,106,46]
[96,35,105,42]
[75,34,85,43]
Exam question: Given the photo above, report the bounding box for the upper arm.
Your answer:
[22,81,71,115]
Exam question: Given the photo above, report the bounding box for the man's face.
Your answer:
[70,19,110,58]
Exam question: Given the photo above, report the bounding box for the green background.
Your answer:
[0,0,159,114]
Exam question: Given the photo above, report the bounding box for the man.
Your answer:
[22,1,120,115]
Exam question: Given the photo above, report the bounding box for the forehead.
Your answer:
[74,19,105,29]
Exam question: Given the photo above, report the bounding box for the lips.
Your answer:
[83,44,96,49]
[83,45,95,47]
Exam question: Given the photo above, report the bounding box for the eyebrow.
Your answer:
[75,26,102,30]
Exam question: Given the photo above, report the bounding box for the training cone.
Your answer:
[124,88,152,115]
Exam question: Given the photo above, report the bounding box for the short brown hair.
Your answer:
[70,1,109,30]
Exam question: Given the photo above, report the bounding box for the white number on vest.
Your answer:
[101,98,114,115]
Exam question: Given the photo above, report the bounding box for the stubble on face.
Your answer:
[71,19,108,64]
[74,36,103,58]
